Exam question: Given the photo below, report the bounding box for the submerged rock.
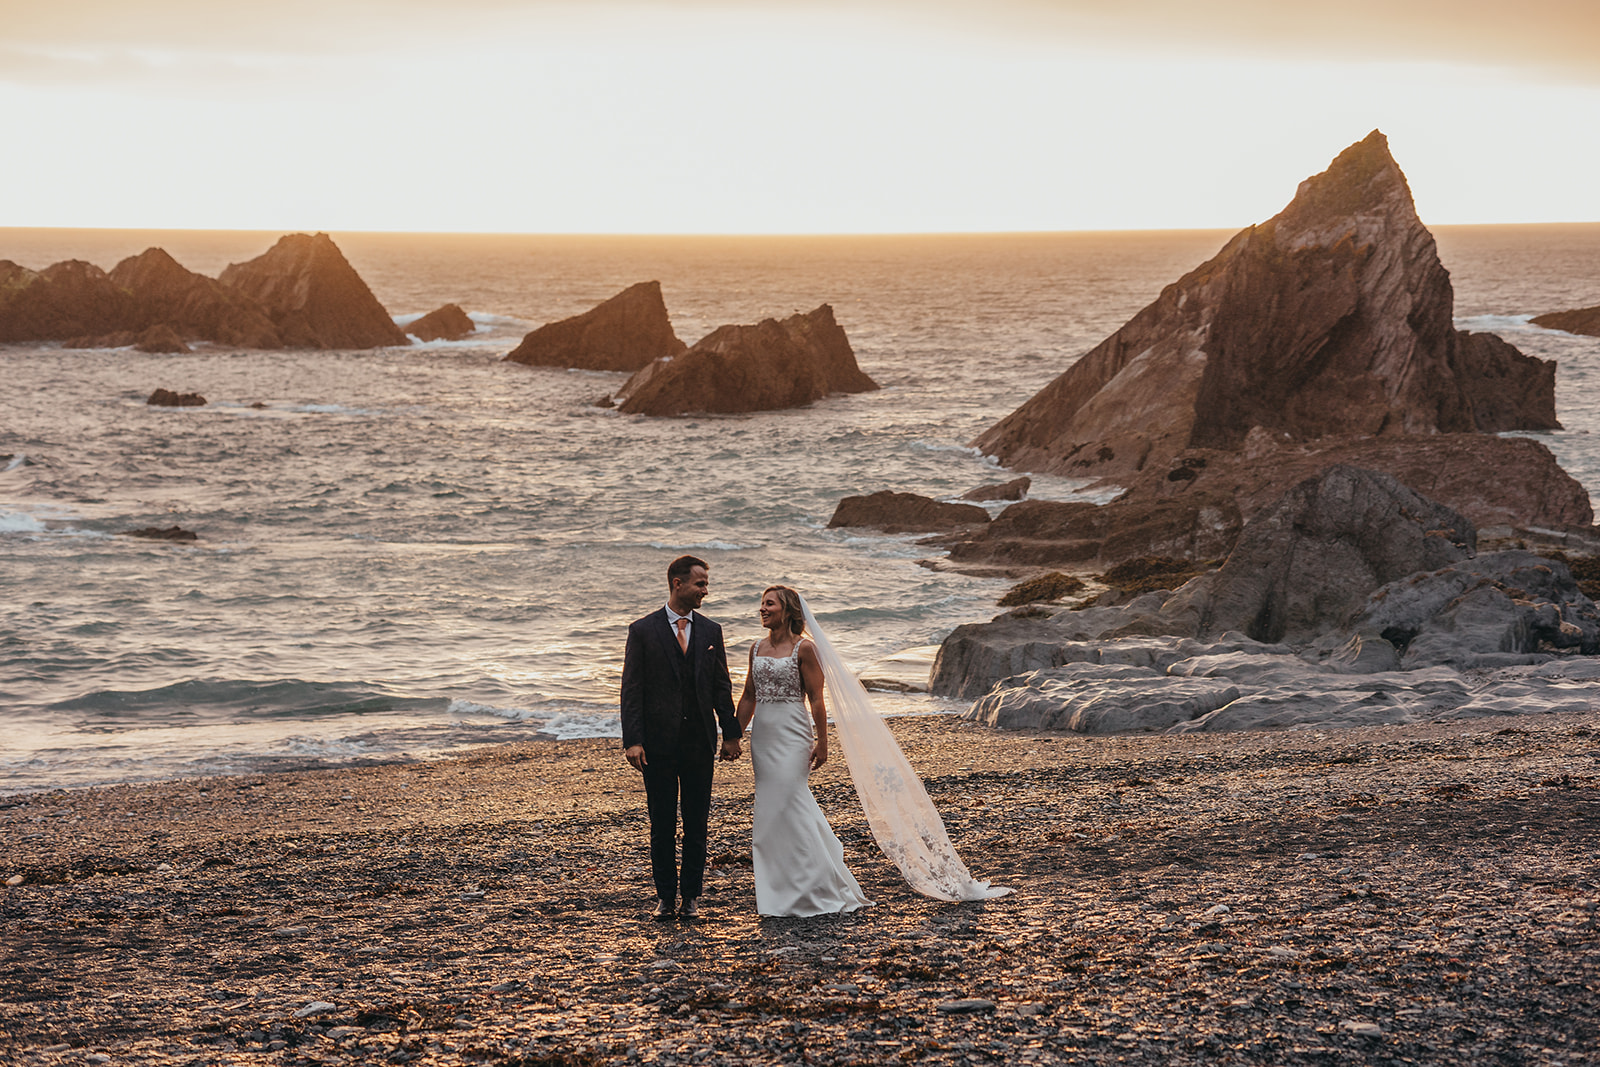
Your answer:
[146,388,207,407]
[828,491,989,534]
[120,525,198,541]
[614,304,877,416]
[217,233,408,349]
[1531,303,1600,337]
[973,131,1558,483]
[505,281,683,370]
[407,303,476,342]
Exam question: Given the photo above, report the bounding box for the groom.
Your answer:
[621,555,742,919]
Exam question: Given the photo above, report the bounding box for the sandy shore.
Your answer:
[4,713,1599,1065]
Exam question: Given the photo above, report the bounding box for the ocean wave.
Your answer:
[1455,313,1541,334]
[449,699,621,740]
[0,511,47,534]
[911,441,986,457]
[48,678,448,721]
[644,540,763,552]
[3,453,26,472]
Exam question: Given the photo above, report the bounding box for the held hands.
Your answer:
[720,738,743,762]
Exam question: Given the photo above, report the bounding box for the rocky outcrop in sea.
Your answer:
[1532,302,1600,337]
[218,233,409,350]
[504,281,684,371]
[828,490,991,533]
[972,131,1558,485]
[613,304,877,416]
[406,303,476,342]
[0,235,406,350]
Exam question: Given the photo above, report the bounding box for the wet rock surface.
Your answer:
[3,717,1597,1065]
[829,491,991,534]
[407,304,476,343]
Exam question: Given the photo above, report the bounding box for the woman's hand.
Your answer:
[809,739,827,771]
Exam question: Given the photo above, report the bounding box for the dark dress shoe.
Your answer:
[679,898,700,918]
[653,899,676,919]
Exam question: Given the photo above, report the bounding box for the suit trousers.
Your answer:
[641,727,715,903]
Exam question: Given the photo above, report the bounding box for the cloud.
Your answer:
[4,0,1597,84]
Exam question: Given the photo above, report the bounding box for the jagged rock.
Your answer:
[614,304,877,416]
[828,491,989,534]
[1342,550,1600,667]
[962,477,1030,502]
[133,324,190,354]
[973,131,1558,483]
[1161,466,1475,644]
[120,525,198,541]
[408,303,476,342]
[504,282,683,370]
[1531,304,1600,337]
[1107,432,1593,534]
[147,389,206,407]
[966,663,1241,732]
[217,233,408,349]
[997,572,1085,607]
[935,493,1240,574]
[109,248,283,348]
[0,259,137,342]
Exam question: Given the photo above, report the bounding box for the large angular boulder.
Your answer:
[613,304,877,416]
[408,303,476,342]
[827,491,989,533]
[217,233,408,349]
[973,131,1558,483]
[1531,304,1600,337]
[504,281,683,370]
[108,247,283,348]
[1160,466,1475,644]
[0,259,137,341]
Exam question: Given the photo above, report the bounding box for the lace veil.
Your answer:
[800,596,1012,902]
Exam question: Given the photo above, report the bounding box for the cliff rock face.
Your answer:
[0,260,136,342]
[408,303,476,342]
[504,282,684,370]
[109,248,283,348]
[973,131,1559,481]
[1532,304,1600,337]
[217,233,408,349]
[614,304,877,416]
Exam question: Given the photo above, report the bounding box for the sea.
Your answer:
[3,225,1599,796]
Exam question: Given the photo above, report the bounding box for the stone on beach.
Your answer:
[504,281,684,370]
[613,304,877,415]
[407,302,476,342]
[217,233,410,349]
[827,490,990,533]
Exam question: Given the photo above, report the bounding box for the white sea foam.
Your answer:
[0,512,47,534]
[4,454,25,472]
[645,540,761,551]
[448,699,621,740]
[1455,313,1541,334]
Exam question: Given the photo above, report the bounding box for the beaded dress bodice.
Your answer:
[751,646,802,704]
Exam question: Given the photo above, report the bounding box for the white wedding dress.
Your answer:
[749,644,872,917]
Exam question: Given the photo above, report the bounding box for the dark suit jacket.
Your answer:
[620,608,741,756]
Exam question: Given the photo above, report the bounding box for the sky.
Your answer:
[2,0,1598,233]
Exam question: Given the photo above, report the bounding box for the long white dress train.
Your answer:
[749,645,871,917]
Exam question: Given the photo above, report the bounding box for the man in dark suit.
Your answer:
[621,555,742,919]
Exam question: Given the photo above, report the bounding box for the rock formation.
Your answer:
[119,525,199,541]
[217,233,408,349]
[962,477,1030,502]
[133,325,190,354]
[827,491,990,534]
[504,282,684,370]
[108,247,283,348]
[1532,303,1600,337]
[0,260,136,342]
[147,389,206,407]
[973,131,1558,483]
[408,303,476,342]
[1158,466,1475,644]
[613,304,877,416]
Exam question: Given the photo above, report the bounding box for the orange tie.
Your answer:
[675,617,689,653]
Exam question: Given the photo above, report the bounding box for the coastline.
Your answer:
[4,714,1597,1065]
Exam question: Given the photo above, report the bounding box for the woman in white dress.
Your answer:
[736,584,871,917]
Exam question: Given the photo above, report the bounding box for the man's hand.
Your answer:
[624,744,647,770]
[719,738,742,762]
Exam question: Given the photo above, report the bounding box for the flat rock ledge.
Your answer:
[2,717,1596,1067]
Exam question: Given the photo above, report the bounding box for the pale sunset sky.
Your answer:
[3,0,1597,233]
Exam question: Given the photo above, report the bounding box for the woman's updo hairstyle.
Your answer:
[764,585,806,637]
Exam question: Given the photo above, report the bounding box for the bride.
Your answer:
[737,584,1009,917]
[737,585,871,916]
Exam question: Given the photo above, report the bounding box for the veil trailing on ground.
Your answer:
[800,596,1012,902]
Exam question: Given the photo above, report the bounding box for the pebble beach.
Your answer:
[4,714,1598,1065]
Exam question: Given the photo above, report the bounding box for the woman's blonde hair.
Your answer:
[763,585,805,637]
